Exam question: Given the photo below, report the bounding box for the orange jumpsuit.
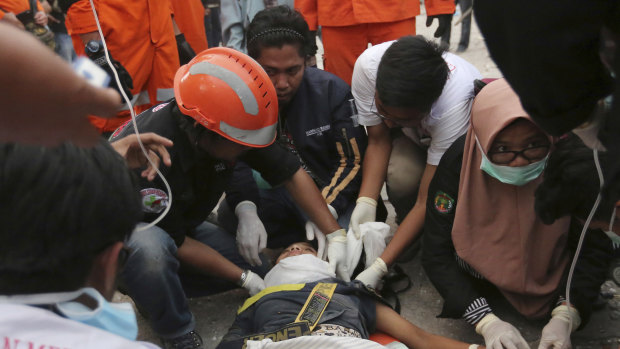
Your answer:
[296,0,455,85]
[65,0,180,133]
[0,0,43,20]
[171,0,208,54]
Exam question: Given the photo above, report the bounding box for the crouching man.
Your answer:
[110,47,348,348]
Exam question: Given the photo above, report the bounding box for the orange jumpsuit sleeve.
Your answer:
[0,10,5,20]
[295,0,318,31]
[424,0,455,16]
[65,0,98,35]
[170,0,208,53]
[36,0,43,12]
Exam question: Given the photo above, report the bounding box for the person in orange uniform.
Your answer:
[0,0,47,29]
[170,0,208,54]
[295,0,455,85]
[64,0,179,134]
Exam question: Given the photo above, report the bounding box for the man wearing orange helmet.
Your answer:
[110,47,346,349]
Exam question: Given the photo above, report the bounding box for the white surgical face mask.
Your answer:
[264,254,335,287]
[0,287,138,340]
[55,288,138,340]
[476,136,547,186]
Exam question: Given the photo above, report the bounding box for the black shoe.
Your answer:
[161,331,204,349]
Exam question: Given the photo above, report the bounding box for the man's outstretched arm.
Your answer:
[375,302,479,349]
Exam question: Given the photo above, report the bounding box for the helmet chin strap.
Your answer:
[174,106,207,148]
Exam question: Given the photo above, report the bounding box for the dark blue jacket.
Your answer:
[227,67,367,216]
[217,279,377,348]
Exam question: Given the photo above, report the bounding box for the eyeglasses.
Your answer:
[488,145,551,164]
[370,98,422,127]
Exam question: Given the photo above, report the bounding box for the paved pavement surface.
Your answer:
[119,10,620,349]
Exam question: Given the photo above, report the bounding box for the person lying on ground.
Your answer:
[217,241,483,349]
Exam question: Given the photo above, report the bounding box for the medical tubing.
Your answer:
[564,148,603,335]
[88,0,172,231]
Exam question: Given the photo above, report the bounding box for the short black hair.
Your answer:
[247,5,317,60]
[535,134,615,224]
[376,35,449,113]
[0,141,142,294]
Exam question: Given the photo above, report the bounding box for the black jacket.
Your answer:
[110,99,300,246]
[421,135,613,324]
[226,67,367,216]
[217,279,377,349]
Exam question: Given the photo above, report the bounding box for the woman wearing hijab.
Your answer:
[421,79,613,349]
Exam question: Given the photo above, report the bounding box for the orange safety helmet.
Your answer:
[174,47,278,148]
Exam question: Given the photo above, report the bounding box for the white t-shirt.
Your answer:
[351,40,482,165]
[0,304,160,349]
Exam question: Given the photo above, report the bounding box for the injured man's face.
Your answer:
[276,242,317,264]
[266,242,334,287]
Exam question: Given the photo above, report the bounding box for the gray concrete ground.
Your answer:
[119,10,620,349]
[124,200,620,348]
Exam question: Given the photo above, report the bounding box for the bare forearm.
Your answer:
[176,236,243,283]
[285,168,340,234]
[375,303,471,349]
[0,23,119,145]
[358,124,391,200]
[381,202,425,265]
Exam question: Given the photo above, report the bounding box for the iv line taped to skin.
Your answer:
[86,0,172,231]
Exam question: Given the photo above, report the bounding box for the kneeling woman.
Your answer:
[422,79,613,349]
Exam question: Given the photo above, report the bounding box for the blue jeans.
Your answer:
[218,186,355,248]
[54,33,76,63]
[120,221,269,339]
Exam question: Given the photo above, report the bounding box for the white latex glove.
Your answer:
[235,201,268,266]
[538,305,580,349]
[326,229,350,281]
[305,204,338,260]
[475,313,529,349]
[354,257,387,289]
[241,270,265,296]
[349,197,377,239]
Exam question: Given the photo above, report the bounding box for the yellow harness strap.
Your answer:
[294,283,338,331]
[237,284,305,314]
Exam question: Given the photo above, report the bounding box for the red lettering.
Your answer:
[2,337,21,349]
[1,337,71,349]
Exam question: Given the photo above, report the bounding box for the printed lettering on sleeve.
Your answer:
[433,191,454,214]
[141,188,169,213]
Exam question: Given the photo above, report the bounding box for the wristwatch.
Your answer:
[85,40,103,57]
[238,270,249,286]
